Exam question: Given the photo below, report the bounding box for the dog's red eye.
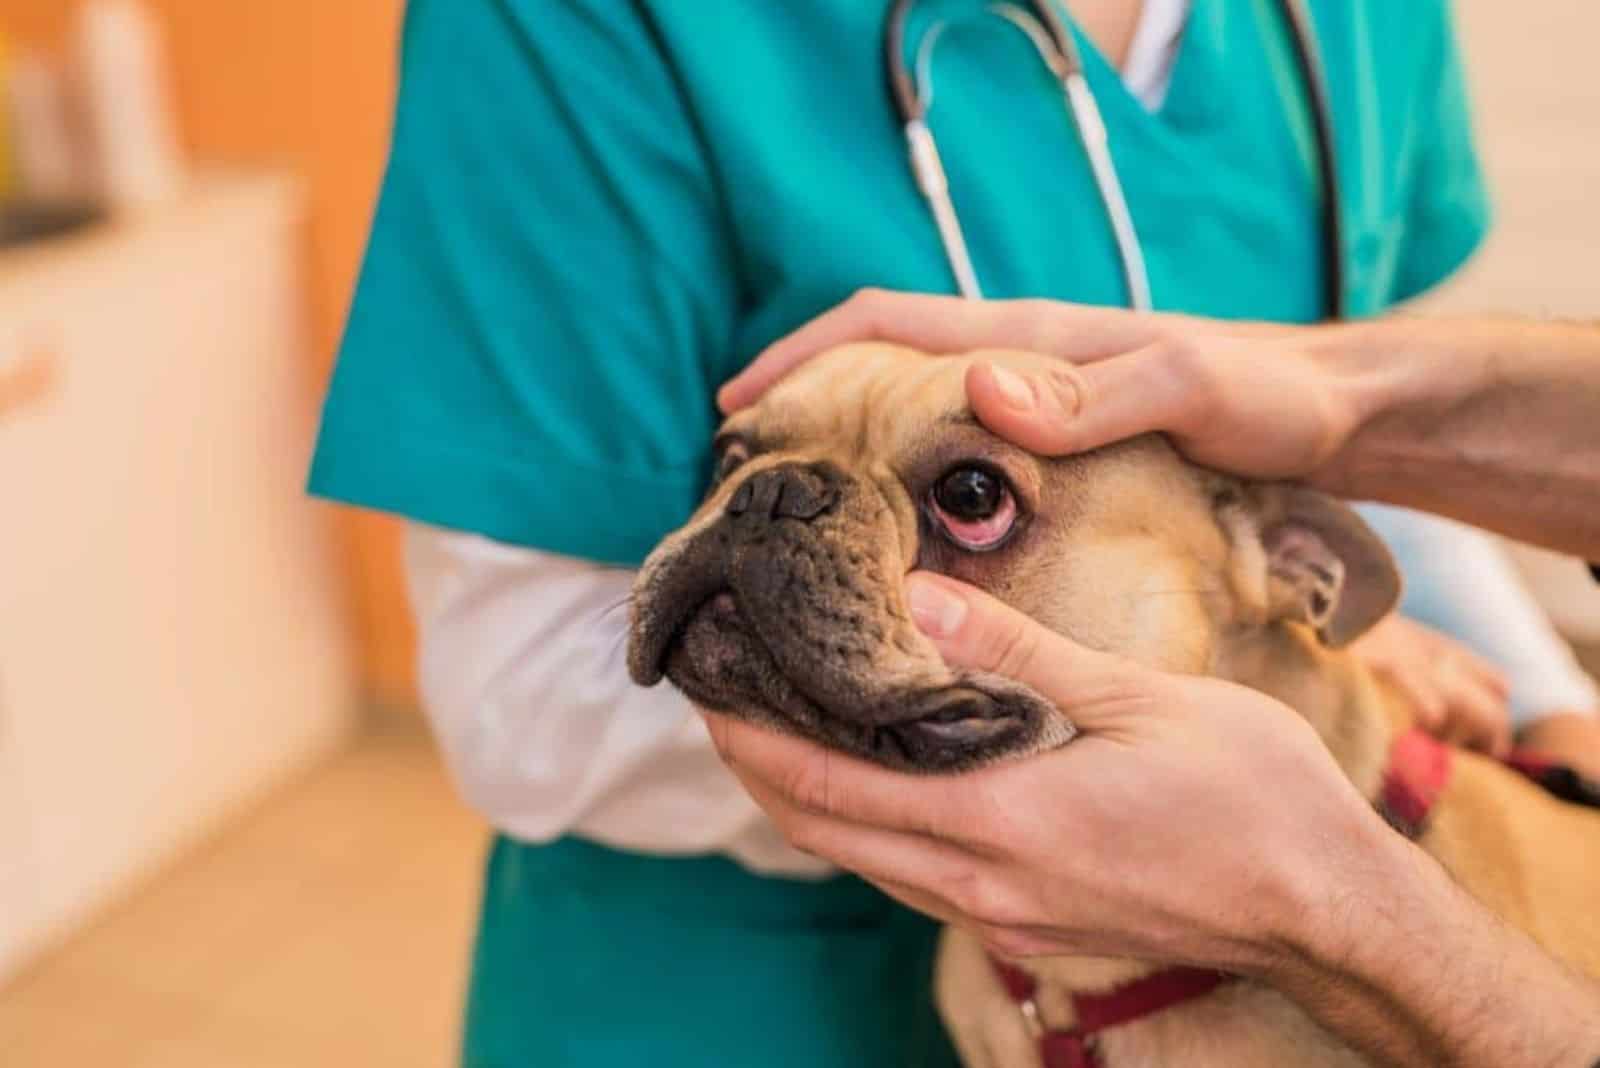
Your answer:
[932,466,1017,550]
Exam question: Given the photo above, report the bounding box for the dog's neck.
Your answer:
[1024,622,1398,1004]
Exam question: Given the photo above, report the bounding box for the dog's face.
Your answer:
[628,344,1399,772]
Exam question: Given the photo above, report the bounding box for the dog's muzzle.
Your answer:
[628,460,1061,771]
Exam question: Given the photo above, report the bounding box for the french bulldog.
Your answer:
[627,344,1600,1067]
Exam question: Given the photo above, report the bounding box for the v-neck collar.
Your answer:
[1057,0,1223,133]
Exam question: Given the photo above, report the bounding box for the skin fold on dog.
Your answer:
[626,344,1600,1067]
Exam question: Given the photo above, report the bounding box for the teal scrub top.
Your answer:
[311,0,1488,569]
[309,2,1488,1066]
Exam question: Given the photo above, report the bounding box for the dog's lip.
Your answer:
[857,686,1034,769]
[892,686,1023,732]
[650,598,1023,735]
[818,686,1028,758]
[635,581,1035,766]
[629,584,737,687]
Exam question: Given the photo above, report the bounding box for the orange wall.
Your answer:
[1,0,417,707]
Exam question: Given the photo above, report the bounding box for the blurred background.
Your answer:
[0,2,1595,1066]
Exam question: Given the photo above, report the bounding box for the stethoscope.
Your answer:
[884,0,1345,317]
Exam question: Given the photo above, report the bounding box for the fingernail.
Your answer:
[907,575,968,639]
[987,365,1035,410]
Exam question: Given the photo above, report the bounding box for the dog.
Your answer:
[627,343,1600,1067]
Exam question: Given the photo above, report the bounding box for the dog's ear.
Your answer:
[1221,483,1402,647]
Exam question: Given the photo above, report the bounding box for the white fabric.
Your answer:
[1122,0,1191,111]
[1354,505,1599,726]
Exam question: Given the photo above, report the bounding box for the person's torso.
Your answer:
[639,0,1446,384]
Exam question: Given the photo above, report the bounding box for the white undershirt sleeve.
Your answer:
[403,521,830,877]
[1355,504,1599,728]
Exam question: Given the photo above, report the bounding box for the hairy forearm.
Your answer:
[1260,826,1600,1067]
[1314,318,1600,559]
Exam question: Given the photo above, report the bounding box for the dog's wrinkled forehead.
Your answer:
[721,343,1047,462]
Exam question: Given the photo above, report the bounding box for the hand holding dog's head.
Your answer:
[630,345,1399,772]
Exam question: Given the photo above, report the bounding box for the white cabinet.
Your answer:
[0,173,360,983]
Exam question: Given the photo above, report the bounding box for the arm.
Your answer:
[405,522,826,874]
[1323,316,1600,557]
[704,573,1600,1067]
[720,292,1600,559]
[1272,832,1600,1068]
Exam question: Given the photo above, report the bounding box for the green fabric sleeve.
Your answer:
[308,0,739,565]
[1392,1,1492,302]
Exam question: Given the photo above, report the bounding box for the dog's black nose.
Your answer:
[726,462,840,523]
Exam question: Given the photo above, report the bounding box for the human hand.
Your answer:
[701,570,1391,971]
[1350,614,1513,757]
[719,289,1367,486]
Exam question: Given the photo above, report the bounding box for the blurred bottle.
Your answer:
[75,0,185,210]
[7,50,90,203]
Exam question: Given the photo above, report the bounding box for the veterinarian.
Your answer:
[713,292,1600,1067]
[307,2,1589,1064]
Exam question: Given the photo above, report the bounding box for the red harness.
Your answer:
[986,728,1480,1068]
[987,959,1231,1068]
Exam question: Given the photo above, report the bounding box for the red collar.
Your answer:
[987,727,1451,1068]
[987,959,1230,1068]
[1377,726,1454,837]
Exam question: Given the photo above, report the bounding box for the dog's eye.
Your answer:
[936,467,1003,519]
[931,465,1017,551]
[712,441,750,486]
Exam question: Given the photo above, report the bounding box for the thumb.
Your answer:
[966,343,1188,457]
[904,572,1150,732]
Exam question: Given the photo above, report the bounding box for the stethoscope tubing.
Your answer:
[884,0,1343,318]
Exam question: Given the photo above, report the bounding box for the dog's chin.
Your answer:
[660,594,1056,774]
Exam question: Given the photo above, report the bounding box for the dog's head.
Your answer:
[627,344,1400,772]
